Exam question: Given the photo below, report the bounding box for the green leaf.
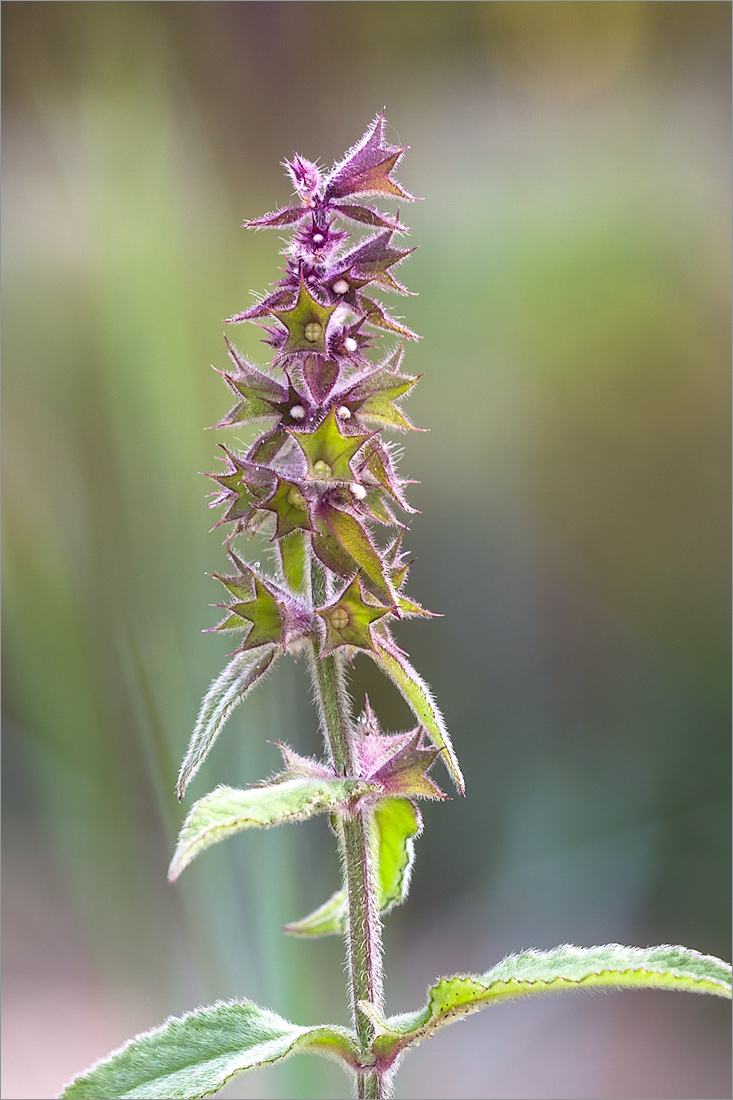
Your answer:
[59,999,358,1099]
[373,797,421,914]
[176,649,277,800]
[371,634,464,794]
[284,888,348,937]
[169,777,378,881]
[284,798,421,936]
[364,944,733,1066]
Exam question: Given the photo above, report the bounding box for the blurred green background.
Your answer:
[2,3,730,1098]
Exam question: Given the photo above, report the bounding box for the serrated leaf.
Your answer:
[169,778,377,880]
[285,798,421,937]
[303,354,339,404]
[358,440,415,513]
[59,999,358,1099]
[213,573,286,651]
[177,649,277,800]
[371,634,464,794]
[365,944,733,1066]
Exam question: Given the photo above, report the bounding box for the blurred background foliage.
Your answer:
[2,3,730,1098]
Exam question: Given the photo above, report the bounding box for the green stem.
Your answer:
[310,561,388,1100]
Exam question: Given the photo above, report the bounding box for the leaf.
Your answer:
[372,797,422,914]
[303,353,339,404]
[365,944,733,1067]
[284,798,421,936]
[169,778,378,881]
[59,999,358,1099]
[370,634,464,794]
[284,888,348,938]
[176,649,277,800]
[337,230,414,282]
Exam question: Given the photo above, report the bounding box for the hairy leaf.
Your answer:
[284,888,348,938]
[371,635,464,794]
[373,797,422,914]
[176,649,276,800]
[284,798,421,936]
[169,778,377,880]
[364,944,733,1066]
[59,1000,358,1099]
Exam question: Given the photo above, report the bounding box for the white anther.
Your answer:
[337,405,352,420]
[312,233,324,244]
[344,337,358,352]
[290,405,306,420]
[332,278,349,295]
[350,482,367,501]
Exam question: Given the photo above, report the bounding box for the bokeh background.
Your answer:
[2,3,730,1098]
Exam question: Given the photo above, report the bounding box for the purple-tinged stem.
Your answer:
[309,561,387,1100]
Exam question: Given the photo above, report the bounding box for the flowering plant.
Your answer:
[61,114,731,1100]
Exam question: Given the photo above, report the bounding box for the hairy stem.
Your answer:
[310,561,388,1100]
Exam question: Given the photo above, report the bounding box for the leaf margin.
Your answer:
[169,777,379,881]
[362,943,733,1067]
[59,998,359,1100]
